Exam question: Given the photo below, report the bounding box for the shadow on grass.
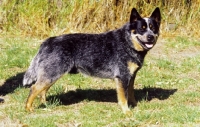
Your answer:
[0,72,26,96]
[46,88,177,106]
[0,72,177,106]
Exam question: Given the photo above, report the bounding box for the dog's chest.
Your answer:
[127,61,139,75]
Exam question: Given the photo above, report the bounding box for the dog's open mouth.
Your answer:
[136,36,154,49]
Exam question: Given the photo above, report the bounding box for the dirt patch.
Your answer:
[148,38,166,58]
[0,117,27,127]
[149,38,200,63]
[167,46,200,63]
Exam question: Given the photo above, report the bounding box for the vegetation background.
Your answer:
[0,0,200,127]
[1,0,200,38]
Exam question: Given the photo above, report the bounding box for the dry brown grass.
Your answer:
[0,0,200,38]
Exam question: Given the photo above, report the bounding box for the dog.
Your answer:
[23,7,161,115]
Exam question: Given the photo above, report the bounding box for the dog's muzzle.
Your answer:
[136,35,156,49]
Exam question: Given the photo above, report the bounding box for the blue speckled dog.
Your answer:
[23,7,161,115]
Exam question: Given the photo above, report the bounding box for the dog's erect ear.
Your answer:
[130,8,141,23]
[150,7,161,25]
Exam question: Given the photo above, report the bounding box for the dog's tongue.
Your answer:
[145,43,154,48]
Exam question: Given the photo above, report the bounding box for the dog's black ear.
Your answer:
[130,8,141,23]
[150,7,161,25]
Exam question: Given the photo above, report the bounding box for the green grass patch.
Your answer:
[166,37,200,50]
[0,36,200,126]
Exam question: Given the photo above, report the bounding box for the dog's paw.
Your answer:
[25,104,34,112]
[122,106,132,115]
[123,109,133,116]
[26,107,34,112]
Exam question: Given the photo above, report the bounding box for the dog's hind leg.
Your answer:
[40,86,51,104]
[25,80,53,112]
[25,65,71,112]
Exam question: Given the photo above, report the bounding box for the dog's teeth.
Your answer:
[145,44,153,48]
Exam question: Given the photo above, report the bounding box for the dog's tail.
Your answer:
[23,57,38,86]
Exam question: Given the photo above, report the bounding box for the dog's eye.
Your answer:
[142,26,147,31]
[139,25,146,32]
[149,24,156,32]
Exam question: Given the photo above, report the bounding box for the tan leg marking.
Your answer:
[115,78,131,115]
[26,82,51,112]
[40,86,51,104]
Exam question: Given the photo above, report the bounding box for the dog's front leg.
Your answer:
[127,61,139,107]
[128,75,137,107]
[115,78,131,115]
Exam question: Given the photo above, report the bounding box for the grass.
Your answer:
[1,0,200,38]
[0,35,200,126]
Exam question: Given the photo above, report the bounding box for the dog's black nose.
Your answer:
[147,35,154,42]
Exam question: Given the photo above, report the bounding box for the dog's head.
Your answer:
[130,7,161,51]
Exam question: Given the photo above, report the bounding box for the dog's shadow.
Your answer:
[0,72,26,96]
[0,72,177,105]
[0,72,26,103]
[47,88,177,106]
